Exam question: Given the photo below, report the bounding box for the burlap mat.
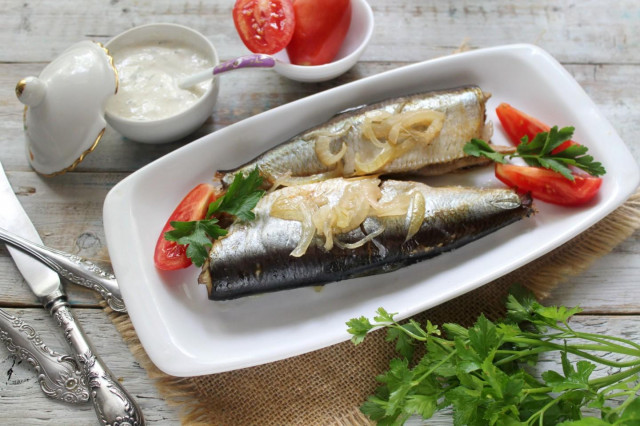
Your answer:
[106,189,640,425]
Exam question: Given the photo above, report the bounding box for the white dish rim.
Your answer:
[103,43,640,377]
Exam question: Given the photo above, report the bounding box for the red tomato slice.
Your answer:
[495,103,578,153]
[495,163,602,206]
[286,0,352,66]
[233,0,295,55]
[154,183,219,270]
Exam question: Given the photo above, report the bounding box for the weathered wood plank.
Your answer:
[0,171,125,306]
[0,308,180,424]
[1,0,639,423]
[545,233,640,313]
[1,0,638,64]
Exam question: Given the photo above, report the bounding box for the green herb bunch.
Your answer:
[463,126,606,180]
[164,168,265,267]
[347,288,640,425]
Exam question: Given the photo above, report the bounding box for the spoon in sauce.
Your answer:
[178,54,276,89]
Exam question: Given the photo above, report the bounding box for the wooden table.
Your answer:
[1,0,638,424]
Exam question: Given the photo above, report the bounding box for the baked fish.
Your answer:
[199,177,534,300]
[218,86,506,189]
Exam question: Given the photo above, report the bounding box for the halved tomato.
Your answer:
[154,183,218,270]
[495,163,602,206]
[496,103,579,153]
[286,0,352,66]
[232,0,295,54]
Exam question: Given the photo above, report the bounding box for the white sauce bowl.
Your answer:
[105,23,220,144]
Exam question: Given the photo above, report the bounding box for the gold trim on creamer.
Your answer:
[36,128,106,178]
[23,104,105,177]
[22,41,117,178]
[15,79,27,99]
[97,42,119,94]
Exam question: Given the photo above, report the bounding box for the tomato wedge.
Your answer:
[154,183,219,270]
[495,163,602,206]
[232,0,295,55]
[496,103,579,153]
[286,0,352,65]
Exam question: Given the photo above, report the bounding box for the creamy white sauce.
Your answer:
[106,41,213,121]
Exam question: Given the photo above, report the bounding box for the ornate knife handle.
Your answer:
[45,295,144,425]
[0,227,126,312]
[0,308,89,403]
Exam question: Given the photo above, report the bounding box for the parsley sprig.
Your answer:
[463,126,606,181]
[164,168,265,267]
[347,287,640,425]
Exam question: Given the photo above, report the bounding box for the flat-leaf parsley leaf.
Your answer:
[348,287,640,425]
[164,168,265,267]
[463,126,606,181]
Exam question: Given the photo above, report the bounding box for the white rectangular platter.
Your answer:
[103,44,639,376]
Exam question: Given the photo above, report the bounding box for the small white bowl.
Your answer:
[104,23,220,144]
[271,0,374,83]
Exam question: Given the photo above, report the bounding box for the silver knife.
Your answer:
[0,161,144,425]
[0,227,126,312]
[0,307,90,403]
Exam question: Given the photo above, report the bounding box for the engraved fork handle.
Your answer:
[44,294,144,425]
[0,227,126,312]
[0,308,89,403]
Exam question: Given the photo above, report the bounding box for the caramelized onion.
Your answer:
[404,191,426,241]
[270,164,344,188]
[334,225,386,250]
[270,195,317,257]
[290,210,315,257]
[372,193,413,217]
[270,177,426,256]
[355,109,446,174]
[314,135,347,167]
[354,144,394,175]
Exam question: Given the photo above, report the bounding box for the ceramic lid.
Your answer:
[16,41,118,176]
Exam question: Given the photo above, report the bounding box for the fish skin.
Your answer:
[218,86,493,188]
[199,178,534,301]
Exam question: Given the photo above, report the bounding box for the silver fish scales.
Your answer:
[199,177,534,300]
[217,86,501,188]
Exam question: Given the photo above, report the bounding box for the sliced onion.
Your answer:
[405,191,426,242]
[394,110,445,145]
[362,111,393,147]
[334,225,386,250]
[414,110,445,145]
[321,211,335,251]
[271,164,344,188]
[270,195,318,257]
[271,177,422,256]
[354,145,394,174]
[362,119,387,149]
[305,121,352,140]
[270,195,308,221]
[356,109,447,174]
[314,135,347,167]
[268,171,292,192]
[388,121,405,145]
[372,193,412,217]
[333,185,371,231]
[290,209,315,257]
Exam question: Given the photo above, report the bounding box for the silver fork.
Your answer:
[0,227,126,312]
